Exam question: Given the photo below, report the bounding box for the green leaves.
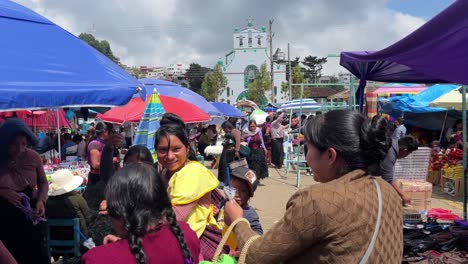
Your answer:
[79,33,120,64]
[201,64,227,101]
[247,63,271,105]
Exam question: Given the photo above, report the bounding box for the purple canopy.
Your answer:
[340,0,468,109]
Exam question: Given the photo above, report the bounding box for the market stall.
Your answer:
[340,0,468,260]
[340,0,468,220]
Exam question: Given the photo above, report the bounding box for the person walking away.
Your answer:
[262,117,272,165]
[270,111,288,169]
[242,120,269,180]
[218,121,241,184]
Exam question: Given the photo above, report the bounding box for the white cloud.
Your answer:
[13,0,428,75]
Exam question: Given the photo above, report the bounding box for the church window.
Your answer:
[226,87,230,97]
[227,99,231,104]
[248,31,252,47]
[243,65,259,88]
[256,35,263,46]
[237,35,244,47]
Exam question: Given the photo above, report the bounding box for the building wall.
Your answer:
[219,48,286,105]
[219,25,287,105]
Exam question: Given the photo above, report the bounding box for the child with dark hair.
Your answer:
[82,163,200,264]
[230,167,263,235]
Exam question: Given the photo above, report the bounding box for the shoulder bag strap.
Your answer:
[359,177,383,264]
[238,235,260,264]
[211,218,250,262]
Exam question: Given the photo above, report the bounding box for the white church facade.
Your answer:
[218,19,287,106]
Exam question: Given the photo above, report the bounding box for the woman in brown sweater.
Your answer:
[225,110,403,264]
[0,118,49,264]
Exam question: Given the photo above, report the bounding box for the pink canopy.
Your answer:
[20,109,70,128]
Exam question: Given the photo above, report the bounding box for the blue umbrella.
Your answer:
[0,1,144,111]
[139,78,222,117]
[210,102,245,118]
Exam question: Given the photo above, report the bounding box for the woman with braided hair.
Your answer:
[82,163,199,264]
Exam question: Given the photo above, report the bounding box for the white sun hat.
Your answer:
[48,169,84,196]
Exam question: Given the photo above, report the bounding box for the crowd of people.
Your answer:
[0,109,436,264]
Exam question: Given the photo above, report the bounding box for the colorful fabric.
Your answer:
[168,162,220,237]
[134,90,166,160]
[15,192,45,226]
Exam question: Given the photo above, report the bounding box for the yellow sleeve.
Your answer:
[168,162,220,205]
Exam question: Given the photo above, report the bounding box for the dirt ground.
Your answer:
[210,166,466,231]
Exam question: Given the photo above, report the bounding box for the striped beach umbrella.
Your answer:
[133,90,166,158]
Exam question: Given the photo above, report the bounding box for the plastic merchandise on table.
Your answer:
[427,208,462,222]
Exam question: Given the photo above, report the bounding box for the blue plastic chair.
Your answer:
[196,155,205,165]
[47,218,81,264]
[283,143,310,187]
[75,185,86,193]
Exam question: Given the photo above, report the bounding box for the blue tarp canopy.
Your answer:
[378,84,459,117]
[139,78,222,117]
[0,0,144,111]
[378,84,462,130]
[210,102,245,118]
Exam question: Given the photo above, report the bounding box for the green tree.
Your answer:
[201,64,227,101]
[247,63,271,105]
[327,76,345,92]
[285,57,301,82]
[185,63,211,94]
[281,65,305,99]
[79,33,120,64]
[302,55,327,82]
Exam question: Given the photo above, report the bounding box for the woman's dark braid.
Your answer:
[125,211,147,264]
[128,232,146,264]
[165,208,193,263]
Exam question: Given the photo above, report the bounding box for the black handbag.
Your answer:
[239,145,251,158]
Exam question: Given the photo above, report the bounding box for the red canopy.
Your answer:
[21,109,70,128]
[97,95,210,124]
[0,109,70,128]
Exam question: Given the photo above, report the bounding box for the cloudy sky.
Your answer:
[15,0,454,75]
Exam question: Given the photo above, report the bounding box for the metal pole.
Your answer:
[438,110,449,143]
[288,43,292,101]
[297,84,304,188]
[269,19,275,102]
[462,85,467,220]
[349,75,356,110]
[57,108,61,161]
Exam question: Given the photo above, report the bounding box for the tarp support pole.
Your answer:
[57,108,61,161]
[462,85,467,220]
[438,110,449,143]
[296,84,304,188]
